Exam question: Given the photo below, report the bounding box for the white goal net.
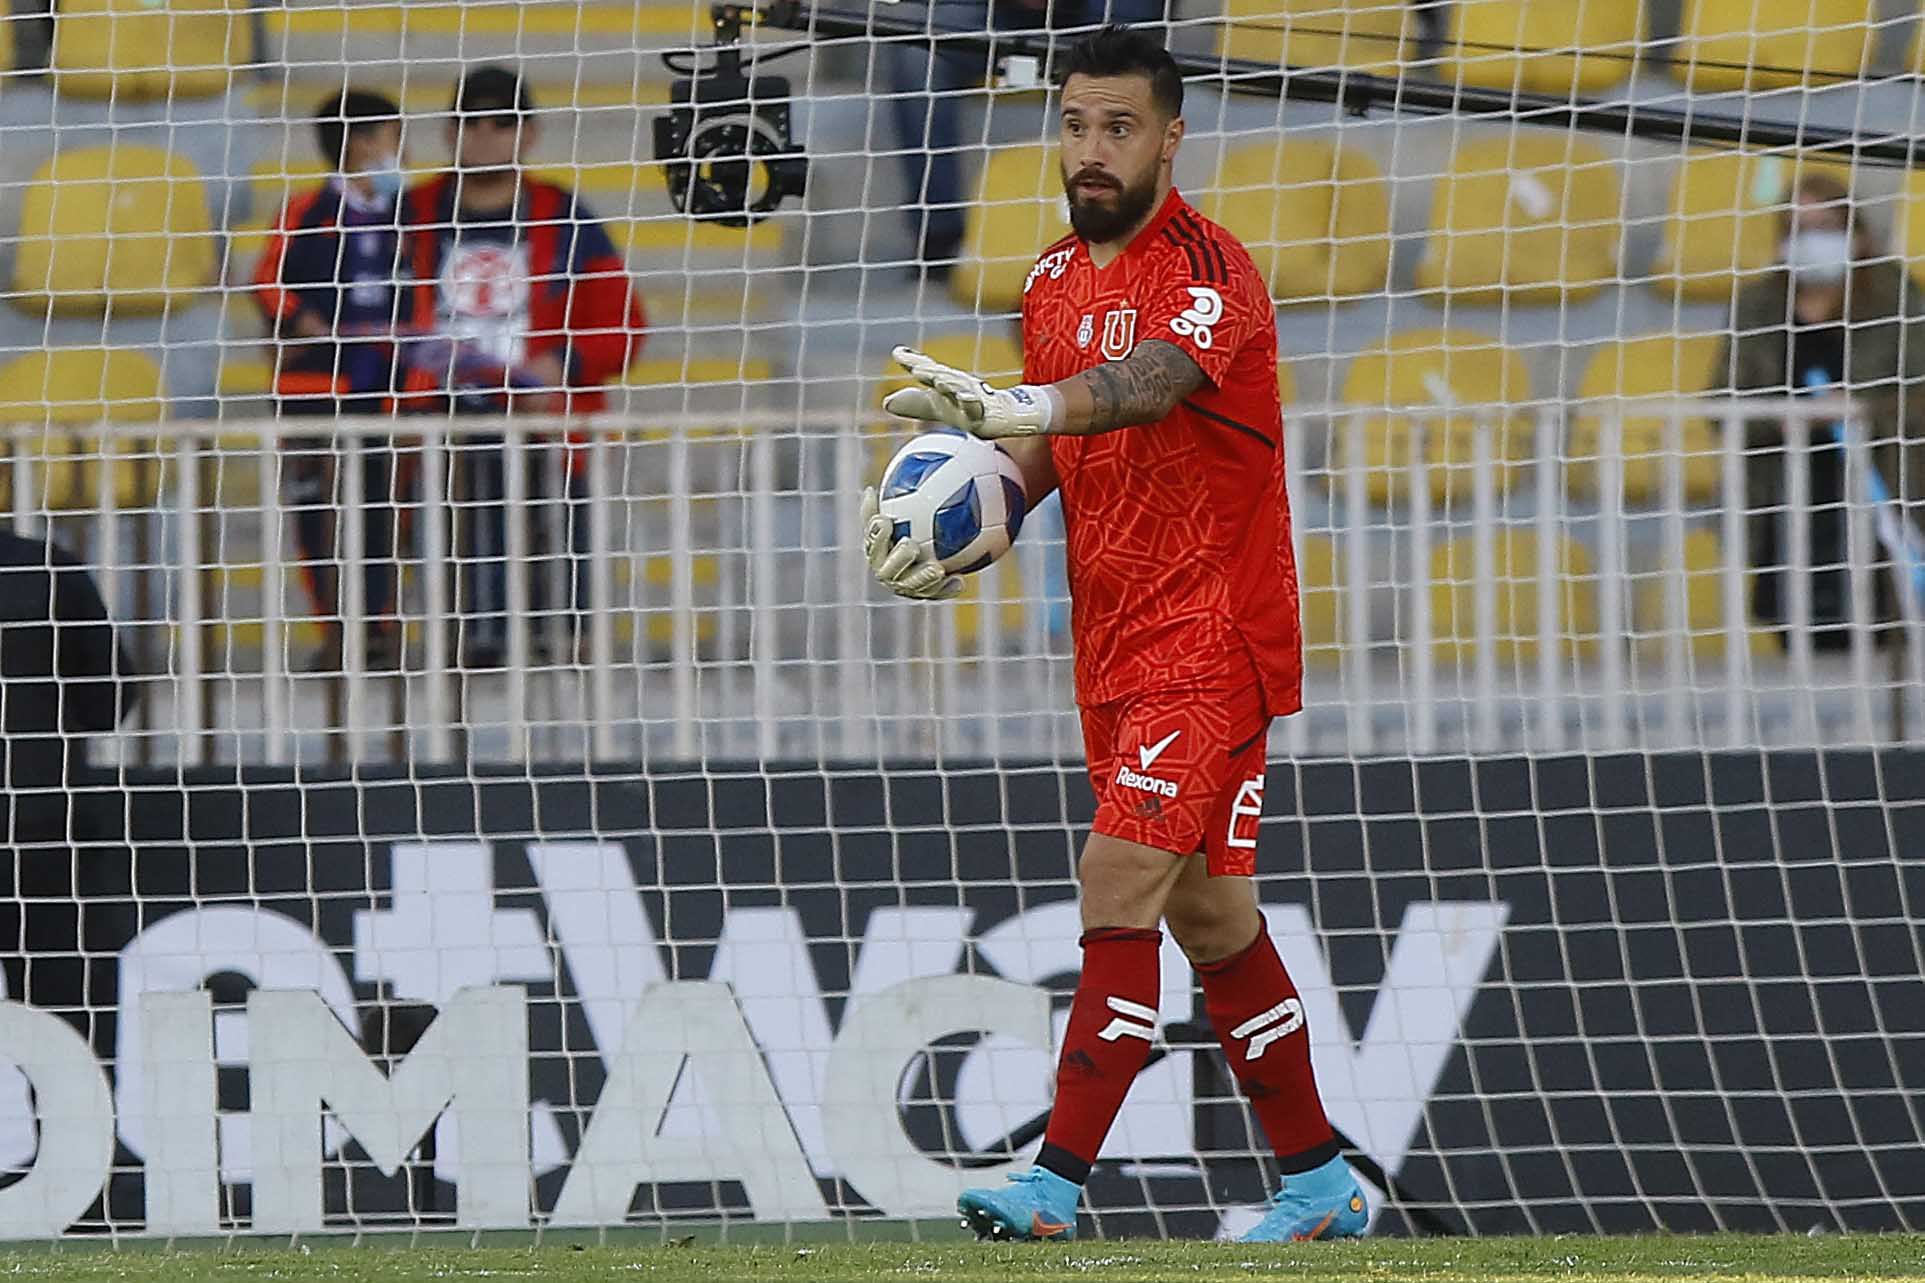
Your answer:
[0,0,1920,1242]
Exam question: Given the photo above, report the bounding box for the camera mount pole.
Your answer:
[745,0,1921,169]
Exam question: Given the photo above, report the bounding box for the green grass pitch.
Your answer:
[6,1235,1924,1283]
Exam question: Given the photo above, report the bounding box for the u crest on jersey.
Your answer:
[1101,307,1137,361]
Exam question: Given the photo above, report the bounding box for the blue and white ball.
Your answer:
[877,429,1028,575]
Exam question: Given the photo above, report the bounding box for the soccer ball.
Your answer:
[877,429,1028,575]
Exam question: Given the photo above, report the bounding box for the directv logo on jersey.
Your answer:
[1024,246,1075,295]
[1115,763,1178,799]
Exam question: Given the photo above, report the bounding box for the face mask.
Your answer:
[360,155,404,203]
[1783,228,1852,284]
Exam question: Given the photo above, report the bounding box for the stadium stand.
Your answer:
[1412,134,1622,303]
[11,146,217,315]
[1897,169,1925,291]
[1652,151,1853,301]
[1296,532,1341,665]
[1337,327,1533,504]
[1568,334,1724,503]
[951,145,1061,314]
[0,0,1908,759]
[1430,529,1602,662]
[1444,0,1644,94]
[1672,0,1876,92]
[52,0,256,101]
[1216,0,1410,73]
[1196,139,1391,301]
[0,349,164,511]
[1633,528,1776,661]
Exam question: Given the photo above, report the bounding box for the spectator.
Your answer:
[254,88,411,671]
[886,1,1164,280]
[399,65,645,668]
[0,529,135,1045]
[1719,172,1925,649]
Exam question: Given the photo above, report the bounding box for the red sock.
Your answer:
[1037,927,1162,1185]
[1197,927,1340,1170]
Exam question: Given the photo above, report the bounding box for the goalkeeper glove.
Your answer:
[882,345,1062,440]
[860,486,963,601]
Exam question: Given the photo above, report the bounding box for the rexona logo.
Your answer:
[1115,762,1179,798]
[0,840,1508,1238]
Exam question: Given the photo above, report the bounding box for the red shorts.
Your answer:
[1079,677,1271,877]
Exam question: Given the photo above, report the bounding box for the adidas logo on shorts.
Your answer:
[1115,763,1178,799]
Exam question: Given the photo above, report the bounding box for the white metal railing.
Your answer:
[3,396,1919,764]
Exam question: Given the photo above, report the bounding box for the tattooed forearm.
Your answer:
[1057,340,1207,435]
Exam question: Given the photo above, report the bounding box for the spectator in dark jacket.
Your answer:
[398,65,645,667]
[254,88,410,670]
[1718,171,1925,648]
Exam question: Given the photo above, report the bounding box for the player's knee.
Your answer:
[1076,833,1182,930]
[1164,878,1262,965]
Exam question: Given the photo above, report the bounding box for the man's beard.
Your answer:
[1065,168,1159,244]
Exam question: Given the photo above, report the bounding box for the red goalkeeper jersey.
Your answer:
[1022,188,1302,715]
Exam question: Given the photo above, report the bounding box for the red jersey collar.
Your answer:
[1082,186,1187,270]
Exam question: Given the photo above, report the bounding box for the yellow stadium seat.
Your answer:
[877,331,1025,406]
[1277,358,1297,406]
[1337,328,1532,504]
[870,330,1024,472]
[623,356,775,387]
[952,146,1063,315]
[0,349,165,511]
[1673,0,1873,93]
[1218,0,1410,73]
[1298,532,1342,664]
[1430,530,1600,662]
[1569,335,1725,503]
[1446,0,1644,93]
[638,552,721,650]
[949,549,1028,655]
[12,146,216,315]
[266,3,700,43]
[1197,139,1390,301]
[1652,150,1851,301]
[53,0,253,101]
[1634,528,1776,660]
[217,357,271,399]
[1895,169,1925,293]
[1413,134,1621,303]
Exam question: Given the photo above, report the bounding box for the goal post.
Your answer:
[0,0,1920,1241]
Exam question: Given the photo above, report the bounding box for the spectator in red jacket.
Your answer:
[400,65,645,668]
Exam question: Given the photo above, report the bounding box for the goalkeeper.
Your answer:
[866,26,1365,1244]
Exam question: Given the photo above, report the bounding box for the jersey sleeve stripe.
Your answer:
[1206,235,1231,284]
[1170,216,1224,285]
[1165,220,1211,283]
[1182,397,1277,450]
[1160,225,1205,280]
[1176,211,1231,283]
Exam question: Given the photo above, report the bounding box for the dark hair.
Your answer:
[1057,25,1183,120]
[453,64,534,117]
[314,89,401,168]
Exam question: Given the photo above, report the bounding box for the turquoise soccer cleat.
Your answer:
[957,1167,1081,1241]
[1238,1154,1370,1242]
